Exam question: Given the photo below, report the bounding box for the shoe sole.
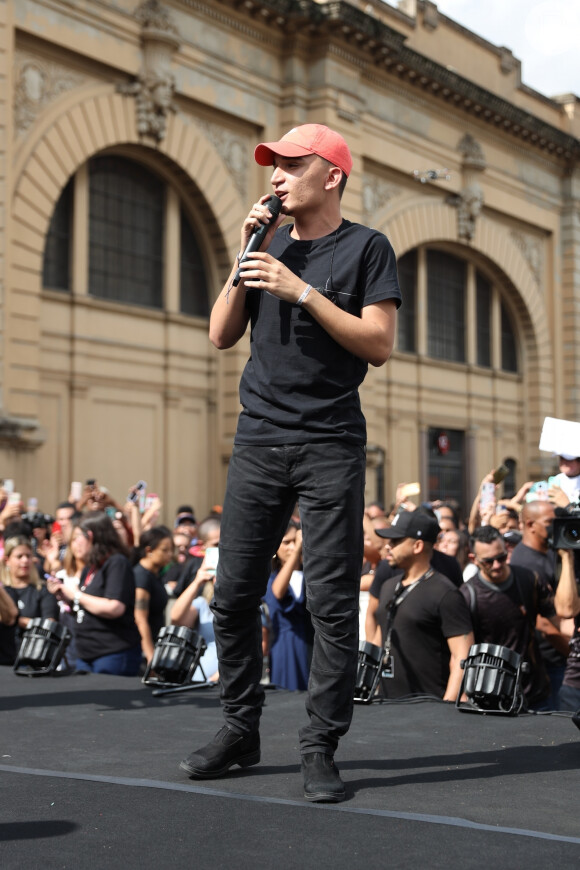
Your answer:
[303,789,345,803]
[179,750,261,779]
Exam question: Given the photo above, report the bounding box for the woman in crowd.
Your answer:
[133,525,173,663]
[2,536,59,648]
[264,521,312,691]
[436,528,475,580]
[170,552,219,682]
[51,523,93,663]
[47,513,141,675]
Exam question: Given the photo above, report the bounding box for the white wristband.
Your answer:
[296,284,313,306]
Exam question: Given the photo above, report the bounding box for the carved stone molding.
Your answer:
[14,52,87,137]
[510,230,543,284]
[362,173,402,221]
[449,133,486,240]
[499,47,518,76]
[196,120,250,199]
[117,1,181,142]
[422,1,439,32]
[0,416,45,450]
[457,132,486,171]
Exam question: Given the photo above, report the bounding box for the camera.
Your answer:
[552,510,580,550]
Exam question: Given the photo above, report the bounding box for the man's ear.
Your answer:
[324,166,343,191]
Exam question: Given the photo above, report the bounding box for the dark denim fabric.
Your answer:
[75,644,142,676]
[212,442,365,754]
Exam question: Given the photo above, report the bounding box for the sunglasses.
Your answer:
[476,552,508,566]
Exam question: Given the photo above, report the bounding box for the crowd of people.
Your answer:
[360,454,580,713]
[0,456,578,715]
[0,480,223,678]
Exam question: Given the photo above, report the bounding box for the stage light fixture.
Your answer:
[457,643,528,715]
[142,624,207,694]
[13,618,71,676]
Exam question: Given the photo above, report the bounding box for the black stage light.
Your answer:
[142,625,207,693]
[13,618,71,676]
[457,643,527,715]
[354,641,384,704]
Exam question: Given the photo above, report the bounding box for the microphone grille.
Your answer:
[266,195,283,218]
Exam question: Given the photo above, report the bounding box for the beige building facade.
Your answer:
[1,0,579,519]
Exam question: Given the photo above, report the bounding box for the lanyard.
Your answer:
[382,568,434,659]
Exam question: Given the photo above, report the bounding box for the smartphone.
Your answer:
[27,497,38,512]
[3,479,14,494]
[204,547,219,576]
[492,464,509,485]
[144,493,158,510]
[70,481,82,501]
[86,478,96,487]
[526,481,549,502]
[52,521,62,535]
[8,492,21,506]
[128,480,147,504]
[480,482,496,511]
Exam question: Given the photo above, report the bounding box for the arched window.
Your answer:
[42,154,210,317]
[42,177,73,291]
[88,156,164,307]
[395,246,519,374]
[396,249,416,353]
[427,250,465,363]
[180,206,209,317]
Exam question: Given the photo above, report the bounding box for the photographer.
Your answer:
[510,501,570,708]
[554,548,580,711]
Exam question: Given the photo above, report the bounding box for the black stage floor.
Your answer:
[1,668,579,869]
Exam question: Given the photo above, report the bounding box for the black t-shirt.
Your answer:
[509,542,565,668]
[133,563,169,643]
[172,556,204,598]
[460,566,554,701]
[75,554,141,662]
[376,570,472,698]
[236,220,401,445]
[5,584,59,639]
[510,543,556,590]
[0,623,16,665]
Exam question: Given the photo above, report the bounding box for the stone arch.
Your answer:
[11,84,246,290]
[375,197,553,467]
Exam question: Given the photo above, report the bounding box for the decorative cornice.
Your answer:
[192,0,580,163]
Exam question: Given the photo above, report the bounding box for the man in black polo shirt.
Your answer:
[461,525,557,706]
[374,511,473,701]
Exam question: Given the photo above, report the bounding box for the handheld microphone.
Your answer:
[232,195,283,287]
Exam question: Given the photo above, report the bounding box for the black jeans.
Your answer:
[212,442,365,755]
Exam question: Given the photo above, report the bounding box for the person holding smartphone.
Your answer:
[48,513,141,676]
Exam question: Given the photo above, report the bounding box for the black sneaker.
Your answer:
[179,725,260,779]
[301,752,345,802]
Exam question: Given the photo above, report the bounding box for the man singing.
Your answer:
[179,124,401,801]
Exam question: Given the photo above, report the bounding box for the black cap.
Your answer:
[503,530,522,546]
[376,510,440,544]
[174,512,197,528]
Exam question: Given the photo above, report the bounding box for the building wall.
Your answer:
[1,0,579,520]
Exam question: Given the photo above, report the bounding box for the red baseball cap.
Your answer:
[254,124,353,177]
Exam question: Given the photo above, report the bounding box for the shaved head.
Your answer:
[521,501,554,525]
